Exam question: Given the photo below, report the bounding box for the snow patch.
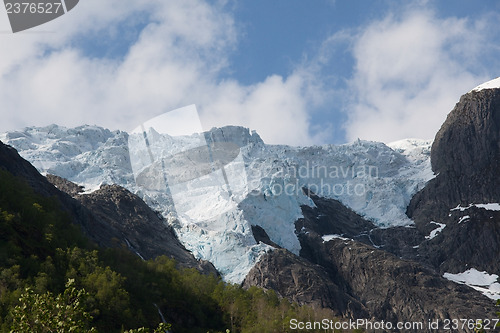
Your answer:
[451,203,500,212]
[80,183,104,195]
[458,215,470,224]
[443,268,500,300]
[425,221,446,240]
[475,203,500,211]
[322,234,350,242]
[470,77,500,92]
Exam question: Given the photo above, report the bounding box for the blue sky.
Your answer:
[1,0,500,145]
[230,1,377,84]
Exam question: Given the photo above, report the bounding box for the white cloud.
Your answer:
[344,8,499,143]
[200,73,320,146]
[2,1,499,146]
[0,0,322,146]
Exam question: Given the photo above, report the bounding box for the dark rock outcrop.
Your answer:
[298,189,425,261]
[416,207,500,274]
[300,232,497,328]
[0,142,217,275]
[251,225,281,249]
[431,89,500,193]
[46,174,84,196]
[46,175,218,275]
[407,88,500,275]
[408,88,500,221]
[76,183,217,274]
[244,227,498,332]
[242,248,368,319]
[297,189,375,241]
[243,187,499,330]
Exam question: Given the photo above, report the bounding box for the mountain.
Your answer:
[407,82,500,278]
[2,79,500,330]
[46,174,217,274]
[245,189,497,325]
[0,138,215,275]
[0,124,433,282]
[0,141,333,332]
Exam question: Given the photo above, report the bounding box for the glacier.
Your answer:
[0,124,434,283]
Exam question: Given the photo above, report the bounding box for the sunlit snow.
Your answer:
[470,77,500,92]
[425,221,446,240]
[444,268,500,300]
[451,203,500,212]
[322,234,350,242]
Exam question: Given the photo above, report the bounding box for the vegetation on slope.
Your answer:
[0,169,342,332]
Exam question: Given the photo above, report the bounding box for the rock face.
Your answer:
[432,89,500,191]
[46,175,218,275]
[409,89,500,221]
[296,189,375,242]
[81,184,217,274]
[297,190,424,263]
[243,190,498,331]
[242,248,368,318]
[46,174,84,197]
[407,88,500,275]
[298,232,497,329]
[250,225,281,249]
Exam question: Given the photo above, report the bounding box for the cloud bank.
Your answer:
[1,1,499,145]
[0,0,326,146]
[344,8,500,142]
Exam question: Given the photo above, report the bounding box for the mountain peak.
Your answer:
[470,76,500,93]
[431,88,500,183]
[205,125,264,147]
[407,86,500,280]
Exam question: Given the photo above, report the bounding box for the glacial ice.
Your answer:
[1,125,434,283]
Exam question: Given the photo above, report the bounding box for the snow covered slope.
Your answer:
[471,77,500,92]
[0,125,434,283]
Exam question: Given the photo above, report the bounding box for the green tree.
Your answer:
[124,322,171,333]
[10,279,97,333]
[497,299,500,328]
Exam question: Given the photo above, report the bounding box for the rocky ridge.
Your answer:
[244,189,498,330]
[47,175,217,274]
[407,87,500,276]
[0,142,216,274]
